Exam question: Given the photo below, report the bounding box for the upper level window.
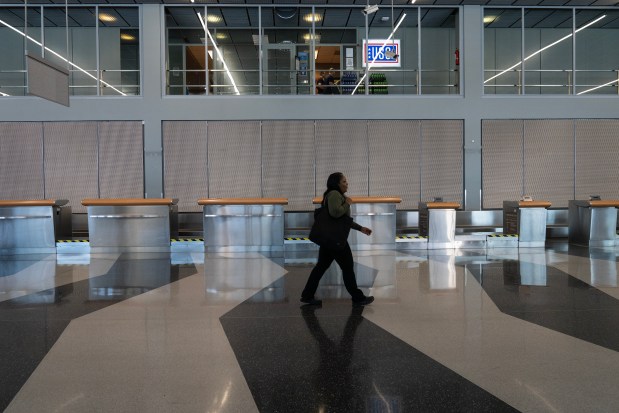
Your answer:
[0,6,140,97]
[164,5,460,96]
[484,8,617,95]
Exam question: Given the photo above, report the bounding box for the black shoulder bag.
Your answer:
[308,193,353,251]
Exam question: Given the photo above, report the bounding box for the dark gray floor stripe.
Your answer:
[0,255,197,412]
[220,267,519,413]
[467,260,619,352]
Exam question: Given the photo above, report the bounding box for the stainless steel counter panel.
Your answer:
[503,201,548,247]
[203,204,284,255]
[0,201,69,254]
[427,209,457,249]
[419,202,459,249]
[348,203,397,250]
[88,205,176,252]
[0,206,56,254]
[568,200,617,247]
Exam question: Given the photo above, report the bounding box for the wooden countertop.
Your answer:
[312,196,402,204]
[420,202,461,209]
[517,201,552,208]
[82,198,178,206]
[0,199,68,207]
[198,198,288,205]
[585,200,619,208]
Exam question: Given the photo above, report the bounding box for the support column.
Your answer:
[141,4,164,198]
[462,6,483,211]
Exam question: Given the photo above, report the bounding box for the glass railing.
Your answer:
[484,69,619,95]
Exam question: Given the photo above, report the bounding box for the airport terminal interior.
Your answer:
[2,0,619,412]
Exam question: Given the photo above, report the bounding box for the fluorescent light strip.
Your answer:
[352,13,406,95]
[485,15,605,84]
[577,79,618,95]
[197,13,240,95]
[0,91,10,96]
[0,18,126,96]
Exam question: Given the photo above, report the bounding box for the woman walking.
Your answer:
[301,172,375,307]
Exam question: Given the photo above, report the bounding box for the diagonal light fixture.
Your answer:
[0,91,10,96]
[352,13,406,95]
[485,15,606,84]
[0,18,126,96]
[577,79,617,95]
[197,12,240,95]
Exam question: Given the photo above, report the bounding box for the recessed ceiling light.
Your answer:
[484,16,496,24]
[98,13,117,23]
[215,32,227,40]
[207,14,222,24]
[120,33,135,41]
[303,33,321,42]
[303,13,321,23]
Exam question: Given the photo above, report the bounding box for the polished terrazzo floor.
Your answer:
[2,243,619,412]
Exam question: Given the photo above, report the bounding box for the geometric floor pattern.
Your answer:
[2,244,619,412]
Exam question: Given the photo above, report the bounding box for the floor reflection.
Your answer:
[0,253,197,412]
[467,259,619,353]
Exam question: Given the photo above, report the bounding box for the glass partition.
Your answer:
[0,5,140,97]
[484,7,619,95]
[524,9,572,95]
[165,5,460,96]
[421,8,458,94]
[99,7,140,96]
[575,9,618,95]
[166,7,207,95]
[365,7,419,95]
[0,7,42,96]
[261,7,312,95]
[484,8,522,94]
[44,7,97,95]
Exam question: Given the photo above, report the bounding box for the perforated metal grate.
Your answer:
[482,120,524,209]
[368,120,421,210]
[0,122,44,199]
[98,121,144,200]
[43,122,98,213]
[208,121,261,198]
[163,121,208,212]
[262,121,315,211]
[421,120,463,205]
[524,120,574,208]
[575,119,619,200]
[315,120,368,197]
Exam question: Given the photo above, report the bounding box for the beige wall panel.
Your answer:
[315,120,368,197]
[368,120,421,209]
[163,121,208,212]
[482,120,523,209]
[0,122,44,200]
[575,119,619,200]
[262,121,315,211]
[43,122,98,213]
[524,120,574,208]
[208,121,261,198]
[98,121,144,200]
[421,120,463,205]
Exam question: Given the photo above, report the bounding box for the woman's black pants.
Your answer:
[301,243,365,302]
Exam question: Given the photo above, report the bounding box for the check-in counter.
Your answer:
[312,196,401,250]
[82,198,178,253]
[569,200,619,247]
[419,202,461,249]
[0,199,71,254]
[199,198,288,256]
[503,200,552,247]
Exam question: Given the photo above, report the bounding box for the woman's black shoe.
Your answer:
[353,296,374,307]
[300,297,323,306]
